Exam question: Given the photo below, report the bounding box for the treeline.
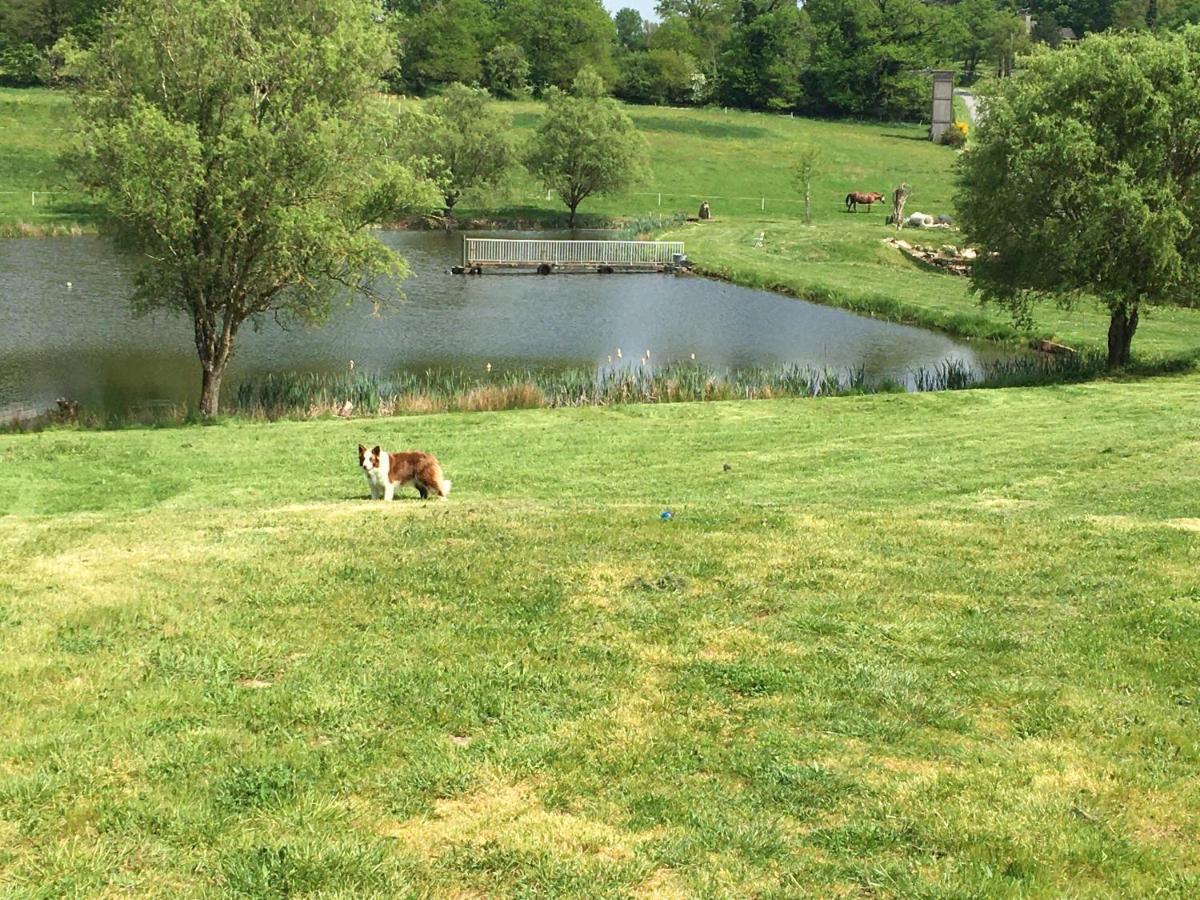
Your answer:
[616,0,1200,117]
[3,0,1200,119]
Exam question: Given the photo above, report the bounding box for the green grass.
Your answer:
[953,93,969,125]
[2,379,1199,894]
[0,88,100,231]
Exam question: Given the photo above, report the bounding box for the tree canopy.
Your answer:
[9,0,1200,114]
[956,27,1200,366]
[422,84,517,212]
[525,68,648,228]
[72,0,437,415]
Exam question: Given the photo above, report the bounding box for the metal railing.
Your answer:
[464,238,685,269]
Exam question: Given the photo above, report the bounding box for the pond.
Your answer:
[0,230,1006,419]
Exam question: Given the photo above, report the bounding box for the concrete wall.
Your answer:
[930,71,955,142]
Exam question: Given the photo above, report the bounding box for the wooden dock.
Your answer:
[458,238,687,274]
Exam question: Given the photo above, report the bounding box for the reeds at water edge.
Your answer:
[228,351,1113,421]
[11,348,1174,432]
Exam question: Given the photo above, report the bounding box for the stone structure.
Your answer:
[930,70,955,143]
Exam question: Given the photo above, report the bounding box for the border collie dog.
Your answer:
[358,444,452,501]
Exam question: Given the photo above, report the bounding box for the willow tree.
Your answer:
[956,29,1200,367]
[71,0,436,415]
[424,84,517,215]
[525,67,647,228]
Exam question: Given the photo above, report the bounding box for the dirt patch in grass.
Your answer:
[633,867,690,898]
[378,777,647,864]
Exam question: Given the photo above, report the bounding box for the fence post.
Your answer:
[657,193,661,207]
[31,191,36,207]
[761,197,765,211]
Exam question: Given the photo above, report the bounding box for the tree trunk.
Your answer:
[199,364,224,417]
[1107,301,1139,368]
[195,314,235,418]
[568,203,578,229]
[803,185,811,225]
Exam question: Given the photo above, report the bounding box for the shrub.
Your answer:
[941,120,969,147]
[483,42,530,99]
[0,41,48,87]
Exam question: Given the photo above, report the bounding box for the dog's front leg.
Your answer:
[383,482,395,502]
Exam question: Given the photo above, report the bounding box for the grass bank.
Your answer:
[2,379,1199,894]
[661,219,1200,359]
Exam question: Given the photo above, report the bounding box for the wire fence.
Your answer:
[623,188,958,217]
[0,186,959,218]
[0,189,83,206]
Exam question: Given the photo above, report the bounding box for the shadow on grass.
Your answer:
[631,114,769,141]
[883,132,935,143]
[417,205,621,231]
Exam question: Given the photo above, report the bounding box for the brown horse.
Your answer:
[845,191,885,213]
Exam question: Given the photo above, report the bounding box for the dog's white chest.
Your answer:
[363,451,392,491]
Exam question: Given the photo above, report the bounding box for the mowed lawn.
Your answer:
[2,379,1199,895]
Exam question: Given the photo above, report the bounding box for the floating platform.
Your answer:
[456,238,687,275]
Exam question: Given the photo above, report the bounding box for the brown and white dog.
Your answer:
[358,444,452,501]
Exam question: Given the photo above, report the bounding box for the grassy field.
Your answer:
[0,89,954,230]
[0,89,100,232]
[2,378,1200,895]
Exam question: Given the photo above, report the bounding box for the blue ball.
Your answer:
[660,510,673,520]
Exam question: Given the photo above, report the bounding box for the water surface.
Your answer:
[0,230,1005,417]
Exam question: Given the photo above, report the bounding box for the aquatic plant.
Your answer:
[6,347,1162,432]
[227,352,1111,421]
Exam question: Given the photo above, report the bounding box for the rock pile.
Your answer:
[883,237,977,276]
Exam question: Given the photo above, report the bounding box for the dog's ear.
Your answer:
[371,446,381,456]
[358,443,366,455]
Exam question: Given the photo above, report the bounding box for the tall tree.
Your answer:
[0,0,114,48]
[1028,0,1117,36]
[525,67,648,227]
[72,0,437,416]
[616,48,698,106]
[388,0,492,94]
[718,0,810,111]
[496,0,616,89]
[482,41,530,98]
[956,28,1200,367]
[655,0,735,73]
[804,0,948,120]
[614,7,647,52]
[422,84,517,213]
[944,0,1023,80]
